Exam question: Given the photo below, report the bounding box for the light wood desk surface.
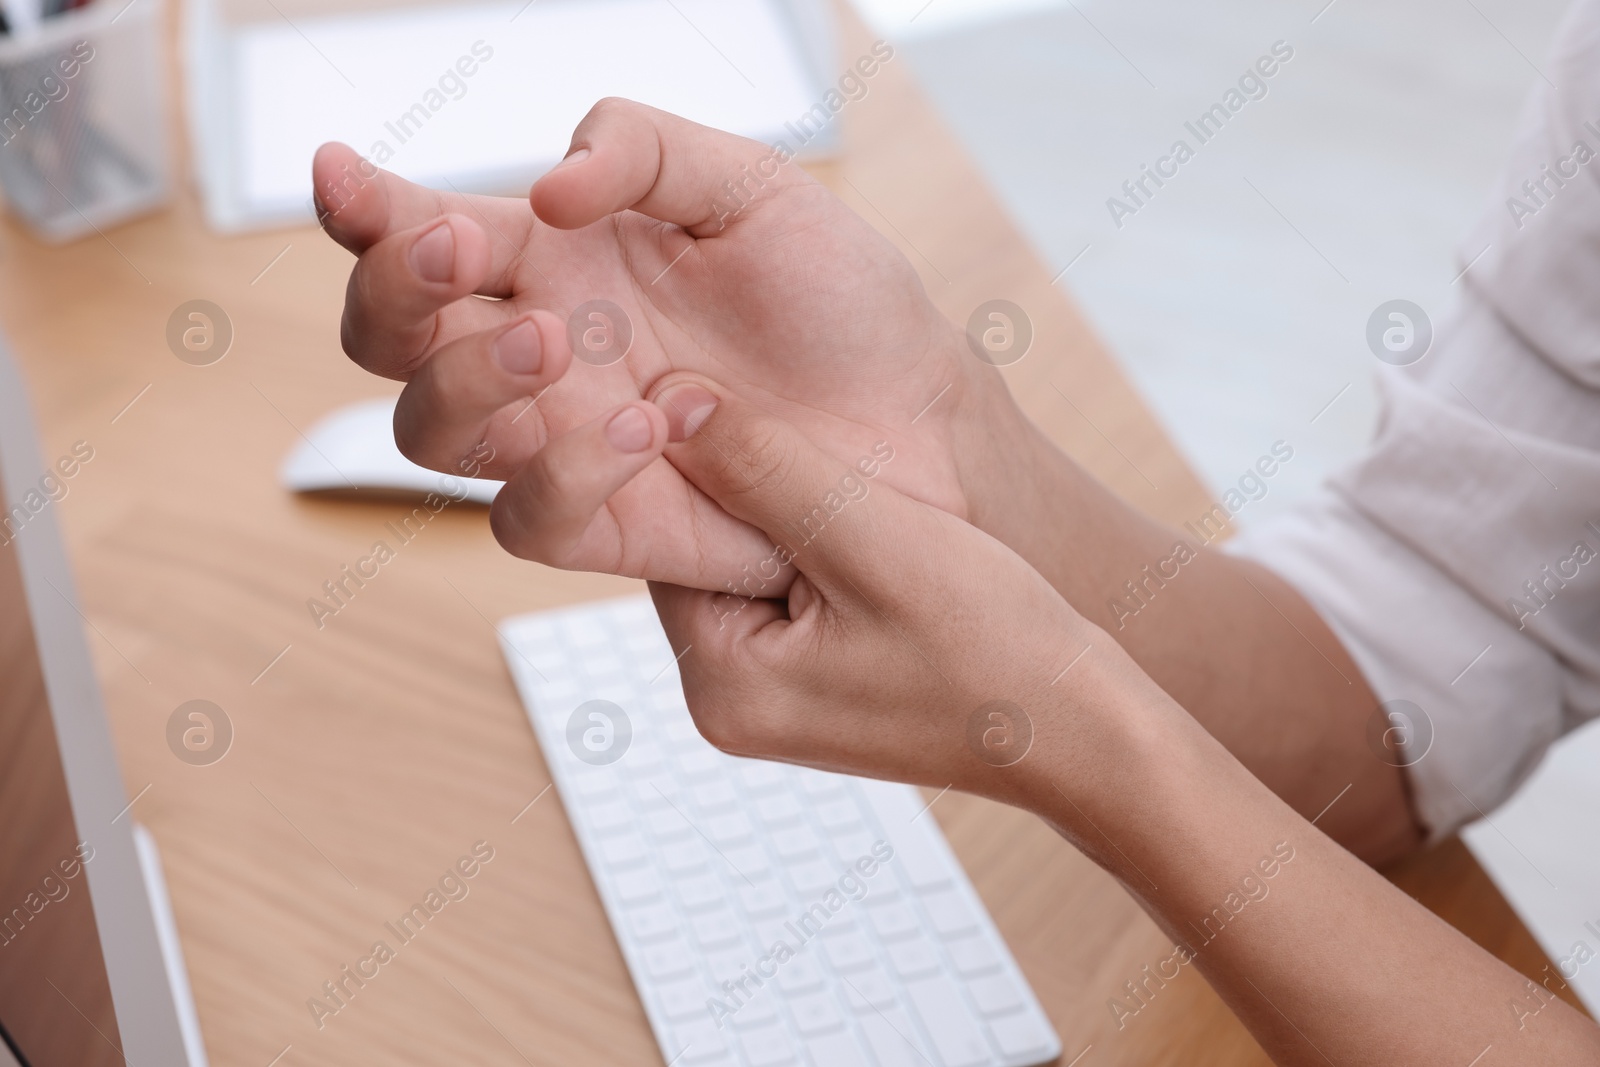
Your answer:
[0,7,1569,1065]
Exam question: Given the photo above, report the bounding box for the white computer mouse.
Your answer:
[279,397,503,505]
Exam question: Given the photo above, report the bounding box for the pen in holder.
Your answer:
[0,0,169,242]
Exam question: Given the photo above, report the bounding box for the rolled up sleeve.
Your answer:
[1228,0,1600,840]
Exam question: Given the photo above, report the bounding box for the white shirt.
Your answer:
[1232,0,1600,839]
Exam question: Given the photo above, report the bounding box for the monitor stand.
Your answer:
[133,825,210,1067]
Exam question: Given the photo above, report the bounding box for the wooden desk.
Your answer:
[0,7,1570,1066]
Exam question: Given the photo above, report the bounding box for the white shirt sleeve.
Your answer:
[1229,0,1600,840]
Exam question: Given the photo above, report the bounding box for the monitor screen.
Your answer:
[0,489,123,1064]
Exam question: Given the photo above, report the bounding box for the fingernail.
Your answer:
[410,221,455,284]
[606,405,655,454]
[658,384,719,442]
[494,320,542,376]
[556,147,590,170]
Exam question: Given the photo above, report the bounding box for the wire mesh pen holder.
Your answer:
[0,0,169,242]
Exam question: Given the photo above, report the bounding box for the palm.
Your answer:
[318,106,972,591]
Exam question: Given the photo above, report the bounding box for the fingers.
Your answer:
[648,579,795,756]
[314,142,539,307]
[314,143,528,258]
[649,580,785,656]
[340,214,505,380]
[648,373,906,591]
[530,98,804,236]
[393,310,574,474]
[489,401,670,566]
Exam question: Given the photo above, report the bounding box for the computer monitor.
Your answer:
[0,343,206,1066]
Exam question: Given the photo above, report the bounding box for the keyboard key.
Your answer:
[787,860,837,896]
[692,780,740,812]
[588,801,632,835]
[661,840,709,877]
[571,770,620,800]
[737,761,788,793]
[838,965,898,1011]
[922,890,978,937]
[858,787,952,891]
[707,811,755,846]
[669,1019,732,1065]
[626,751,667,779]
[991,1010,1056,1059]
[728,992,779,1030]
[904,975,992,1067]
[946,934,1002,977]
[887,938,940,979]
[677,874,726,912]
[658,977,713,1021]
[599,833,648,869]
[775,953,826,994]
[788,991,845,1035]
[704,949,752,984]
[614,868,664,906]
[692,911,743,948]
[968,973,1024,1016]
[866,902,919,941]
[798,774,847,801]
[647,809,694,842]
[739,1024,799,1066]
[857,1007,931,1067]
[754,917,795,949]
[815,799,862,831]
[721,844,774,882]
[830,831,878,864]
[641,939,695,981]
[757,793,804,826]
[771,825,821,861]
[821,933,875,972]
[800,1030,872,1067]
[627,904,680,942]
[627,775,674,809]
[664,717,704,748]
[739,882,790,918]
[678,751,724,780]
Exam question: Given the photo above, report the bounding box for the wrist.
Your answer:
[944,355,1050,529]
[1010,641,1197,842]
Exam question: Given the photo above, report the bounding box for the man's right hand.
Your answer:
[314,97,1021,595]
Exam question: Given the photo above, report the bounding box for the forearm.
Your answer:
[950,379,1419,862]
[1032,670,1600,1065]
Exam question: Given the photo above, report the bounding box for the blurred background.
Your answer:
[855,0,1569,517]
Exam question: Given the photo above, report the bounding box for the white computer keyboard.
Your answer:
[499,595,1061,1067]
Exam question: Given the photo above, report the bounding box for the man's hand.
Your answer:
[315,98,1002,594]
[643,372,1131,812]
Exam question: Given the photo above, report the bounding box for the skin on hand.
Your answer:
[311,98,991,597]
[642,373,1121,810]
[643,376,1600,1067]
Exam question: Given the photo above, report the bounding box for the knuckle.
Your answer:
[390,420,434,470]
[488,495,553,565]
[528,448,586,507]
[391,381,450,469]
[588,96,633,122]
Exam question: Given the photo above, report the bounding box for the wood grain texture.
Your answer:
[0,2,1564,1064]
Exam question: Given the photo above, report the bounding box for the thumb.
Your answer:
[648,373,901,593]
